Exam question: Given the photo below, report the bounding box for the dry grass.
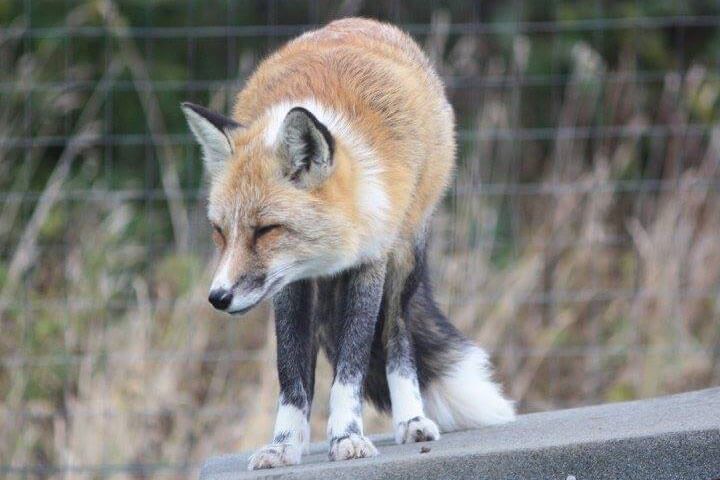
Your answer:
[1,5,719,479]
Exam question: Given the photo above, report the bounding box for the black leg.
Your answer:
[327,261,386,461]
[274,279,316,421]
[384,243,440,444]
[248,280,317,470]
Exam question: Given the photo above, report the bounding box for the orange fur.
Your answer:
[207,17,454,297]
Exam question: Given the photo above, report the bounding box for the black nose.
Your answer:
[208,289,233,310]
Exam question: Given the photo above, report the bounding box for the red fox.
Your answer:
[182,17,514,470]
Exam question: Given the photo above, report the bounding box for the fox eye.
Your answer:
[211,224,225,247]
[254,224,282,241]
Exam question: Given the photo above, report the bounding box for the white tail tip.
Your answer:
[422,346,516,432]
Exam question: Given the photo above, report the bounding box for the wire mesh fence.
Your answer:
[2,1,720,478]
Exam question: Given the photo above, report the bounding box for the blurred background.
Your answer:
[2,0,720,478]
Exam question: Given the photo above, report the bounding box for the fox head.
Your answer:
[181,102,363,314]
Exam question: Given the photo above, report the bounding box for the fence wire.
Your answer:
[2,1,720,478]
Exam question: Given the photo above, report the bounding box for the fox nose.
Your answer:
[208,289,233,310]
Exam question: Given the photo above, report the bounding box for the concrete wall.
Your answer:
[200,388,720,480]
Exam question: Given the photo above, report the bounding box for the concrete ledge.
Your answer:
[200,388,720,480]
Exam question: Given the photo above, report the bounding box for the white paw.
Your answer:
[395,416,440,444]
[328,433,378,461]
[247,443,302,470]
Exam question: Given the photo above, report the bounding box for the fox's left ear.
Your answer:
[277,107,335,188]
[181,102,242,176]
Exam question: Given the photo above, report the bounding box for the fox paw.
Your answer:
[329,434,378,461]
[247,443,302,470]
[395,416,440,444]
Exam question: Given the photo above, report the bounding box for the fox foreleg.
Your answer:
[248,280,316,470]
[327,261,386,461]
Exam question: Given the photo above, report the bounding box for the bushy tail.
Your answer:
[421,345,516,431]
[408,279,516,431]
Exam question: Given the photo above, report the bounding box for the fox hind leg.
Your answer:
[384,244,440,444]
[386,316,440,443]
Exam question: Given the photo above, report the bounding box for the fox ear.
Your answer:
[181,102,242,176]
[277,107,335,188]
